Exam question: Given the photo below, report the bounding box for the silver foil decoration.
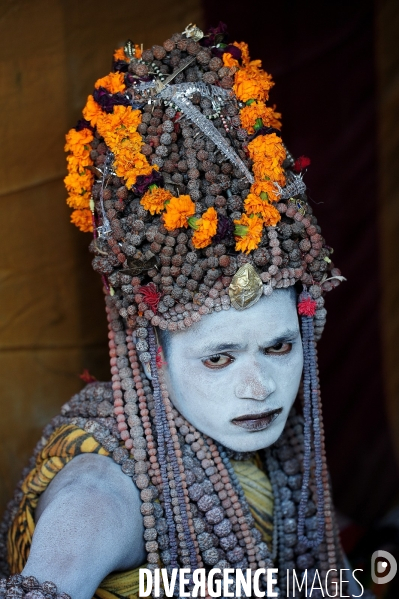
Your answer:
[274,172,306,199]
[132,76,254,184]
[158,84,254,184]
[96,152,114,238]
[183,23,205,42]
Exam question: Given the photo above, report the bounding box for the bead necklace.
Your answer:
[0,299,348,598]
[98,289,349,598]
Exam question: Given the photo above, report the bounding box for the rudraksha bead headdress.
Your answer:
[63,22,349,597]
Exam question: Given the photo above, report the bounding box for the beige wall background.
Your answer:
[0,0,203,514]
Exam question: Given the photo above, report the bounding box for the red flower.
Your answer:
[293,155,311,173]
[298,297,317,317]
[139,283,162,312]
[79,369,97,383]
[156,347,166,368]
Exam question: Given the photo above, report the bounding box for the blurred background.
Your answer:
[0,0,398,593]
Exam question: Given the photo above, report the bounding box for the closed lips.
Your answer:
[231,407,283,431]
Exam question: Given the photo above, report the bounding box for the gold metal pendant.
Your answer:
[229,264,263,311]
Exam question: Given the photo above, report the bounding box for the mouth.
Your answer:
[231,407,283,431]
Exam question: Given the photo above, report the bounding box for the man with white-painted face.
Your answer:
[159,289,303,453]
[1,22,371,599]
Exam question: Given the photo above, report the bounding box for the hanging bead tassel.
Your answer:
[296,289,341,594]
[297,290,325,549]
[147,327,201,574]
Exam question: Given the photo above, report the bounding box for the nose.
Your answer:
[234,361,276,401]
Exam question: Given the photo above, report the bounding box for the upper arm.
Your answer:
[23,453,145,599]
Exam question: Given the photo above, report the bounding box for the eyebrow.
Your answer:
[198,328,300,356]
[200,342,244,355]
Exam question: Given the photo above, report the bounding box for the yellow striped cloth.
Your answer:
[7,424,274,599]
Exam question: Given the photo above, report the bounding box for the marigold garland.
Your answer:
[83,99,153,189]
[66,33,286,244]
[221,42,286,252]
[240,101,281,134]
[65,60,157,231]
[64,128,94,232]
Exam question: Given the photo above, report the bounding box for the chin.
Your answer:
[209,416,288,453]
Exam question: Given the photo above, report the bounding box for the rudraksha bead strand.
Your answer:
[147,327,179,569]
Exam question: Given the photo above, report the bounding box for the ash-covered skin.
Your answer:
[21,290,302,599]
[159,288,303,452]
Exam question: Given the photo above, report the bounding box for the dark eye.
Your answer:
[202,354,235,369]
[265,342,292,355]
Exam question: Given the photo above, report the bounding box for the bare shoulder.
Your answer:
[36,452,141,521]
[23,453,145,599]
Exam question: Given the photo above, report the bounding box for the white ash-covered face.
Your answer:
[159,288,303,452]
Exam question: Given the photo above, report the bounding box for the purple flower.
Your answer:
[201,22,229,47]
[133,170,164,195]
[125,73,153,86]
[214,214,235,243]
[248,126,282,142]
[93,87,131,113]
[75,118,94,132]
[113,59,129,73]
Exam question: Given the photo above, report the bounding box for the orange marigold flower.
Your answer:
[192,207,218,249]
[141,186,173,215]
[233,41,250,66]
[94,72,125,94]
[247,133,286,187]
[260,202,281,227]
[66,153,91,173]
[243,193,266,216]
[113,47,127,61]
[96,106,141,141]
[233,64,274,103]
[234,213,263,254]
[250,180,280,202]
[244,194,281,225]
[70,208,93,233]
[64,128,93,154]
[114,105,141,129]
[123,159,153,188]
[64,171,93,194]
[253,162,286,187]
[66,192,91,210]
[163,195,196,231]
[82,94,104,127]
[248,132,285,159]
[240,102,282,134]
[223,53,239,68]
[134,44,142,59]
[264,105,282,130]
